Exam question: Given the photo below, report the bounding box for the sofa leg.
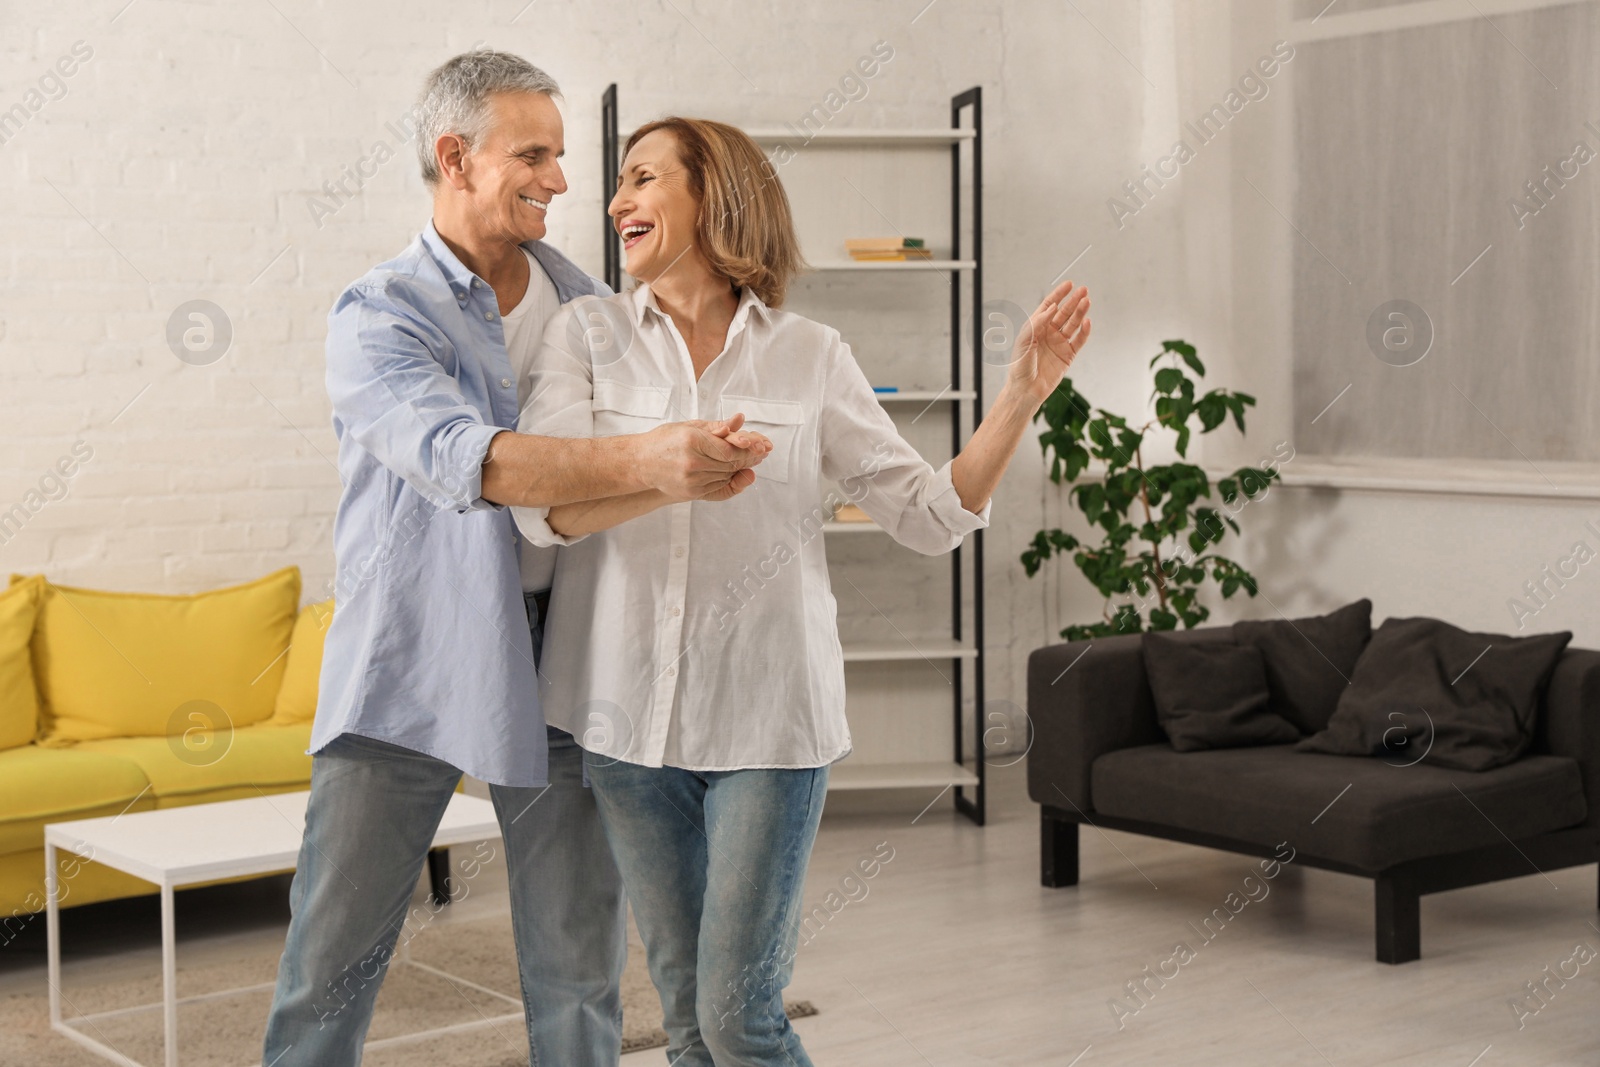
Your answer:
[1041,812,1079,888]
[427,847,451,906]
[1375,870,1420,964]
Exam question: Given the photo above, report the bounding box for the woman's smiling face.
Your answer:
[609,129,703,284]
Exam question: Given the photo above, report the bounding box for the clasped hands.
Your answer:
[646,413,773,502]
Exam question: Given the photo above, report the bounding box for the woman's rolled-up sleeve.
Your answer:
[818,331,990,556]
[512,302,598,548]
[325,284,501,513]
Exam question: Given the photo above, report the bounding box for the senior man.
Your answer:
[261,51,769,1066]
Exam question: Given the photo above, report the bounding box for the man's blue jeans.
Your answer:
[586,756,829,1067]
[262,601,625,1065]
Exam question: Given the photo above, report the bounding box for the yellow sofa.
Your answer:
[0,568,333,925]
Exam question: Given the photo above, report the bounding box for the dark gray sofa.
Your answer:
[1026,627,1600,963]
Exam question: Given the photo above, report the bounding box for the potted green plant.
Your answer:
[1021,340,1279,640]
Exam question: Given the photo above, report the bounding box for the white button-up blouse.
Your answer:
[513,283,990,771]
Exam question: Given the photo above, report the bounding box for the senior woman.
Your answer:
[514,117,1090,1066]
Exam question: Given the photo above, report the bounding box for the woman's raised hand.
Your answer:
[1006,279,1092,404]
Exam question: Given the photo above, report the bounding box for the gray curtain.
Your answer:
[1291,0,1600,463]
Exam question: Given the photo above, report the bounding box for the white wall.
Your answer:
[2,0,1593,742]
[1176,0,1600,654]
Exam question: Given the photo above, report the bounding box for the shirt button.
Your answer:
[472,279,483,288]
[485,311,496,321]
[500,378,512,389]
[674,546,686,558]
[454,290,466,302]
[670,607,681,617]
[666,666,677,677]
[699,390,707,399]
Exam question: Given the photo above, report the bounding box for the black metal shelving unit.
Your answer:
[951,86,985,826]
[599,84,987,826]
[600,83,620,292]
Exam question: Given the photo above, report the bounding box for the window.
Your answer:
[1289,0,1600,465]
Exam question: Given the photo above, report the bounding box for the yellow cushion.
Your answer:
[0,846,163,918]
[28,567,301,744]
[271,599,334,725]
[0,577,44,751]
[0,744,157,855]
[72,722,313,806]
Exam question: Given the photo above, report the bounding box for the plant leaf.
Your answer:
[1064,443,1091,481]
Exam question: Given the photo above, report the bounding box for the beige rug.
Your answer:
[0,911,816,1065]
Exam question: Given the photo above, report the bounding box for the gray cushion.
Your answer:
[1298,617,1572,771]
[1233,599,1372,735]
[1142,633,1300,751]
[1091,743,1587,870]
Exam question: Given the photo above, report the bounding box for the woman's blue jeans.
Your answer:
[586,755,829,1067]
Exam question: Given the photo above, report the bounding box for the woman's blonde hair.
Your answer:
[624,117,805,307]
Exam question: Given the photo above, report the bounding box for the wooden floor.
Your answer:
[5,762,1596,1065]
[622,764,1599,1067]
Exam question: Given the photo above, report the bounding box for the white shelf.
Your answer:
[874,389,975,402]
[1064,457,1600,503]
[823,521,885,535]
[828,760,980,791]
[842,641,978,663]
[747,127,974,146]
[810,259,975,272]
[1281,458,1600,502]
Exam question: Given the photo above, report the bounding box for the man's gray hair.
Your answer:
[415,50,561,185]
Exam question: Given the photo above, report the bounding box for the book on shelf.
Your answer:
[845,237,933,261]
[849,249,934,261]
[845,236,925,252]
[831,504,874,524]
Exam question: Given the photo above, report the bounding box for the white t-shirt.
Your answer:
[502,248,562,593]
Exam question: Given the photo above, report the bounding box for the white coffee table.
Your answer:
[45,789,511,1067]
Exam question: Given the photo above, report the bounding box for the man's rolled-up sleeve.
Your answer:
[326,284,501,513]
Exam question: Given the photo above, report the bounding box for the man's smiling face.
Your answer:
[461,90,568,245]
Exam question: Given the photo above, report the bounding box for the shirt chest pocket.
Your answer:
[720,395,806,485]
[592,380,672,437]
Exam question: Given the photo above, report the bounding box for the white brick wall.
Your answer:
[7,0,1587,733]
[4,0,1159,718]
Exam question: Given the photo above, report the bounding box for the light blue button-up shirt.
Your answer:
[310,221,609,787]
